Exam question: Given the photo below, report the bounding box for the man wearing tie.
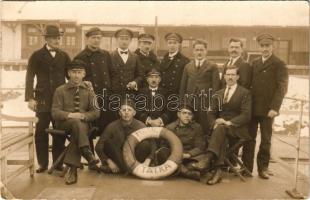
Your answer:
[220,38,252,89]
[193,66,251,185]
[25,25,71,173]
[179,39,221,134]
[109,28,144,97]
[159,32,190,95]
[242,34,288,179]
[136,67,170,127]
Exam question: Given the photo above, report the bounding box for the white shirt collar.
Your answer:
[224,83,238,103]
[229,56,240,65]
[226,83,238,90]
[140,49,149,57]
[149,86,158,91]
[195,59,205,66]
[117,48,129,54]
[262,54,272,63]
[168,51,178,58]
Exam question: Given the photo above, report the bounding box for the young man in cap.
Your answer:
[220,38,252,89]
[135,33,159,87]
[158,103,206,181]
[179,39,221,134]
[109,28,144,96]
[136,67,170,127]
[25,25,71,173]
[242,33,288,179]
[194,67,251,185]
[51,59,100,184]
[159,32,190,95]
[74,27,112,136]
[95,98,155,174]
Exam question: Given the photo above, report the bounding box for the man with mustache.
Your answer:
[179,39,221,134]
[242,34,288,179]
[135,33,160,87]
[220,38,252,89]
[194,66,251,185]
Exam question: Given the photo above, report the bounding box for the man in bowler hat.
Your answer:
[25,25,71,173]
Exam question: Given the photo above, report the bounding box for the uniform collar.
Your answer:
[168,51,178,58]
[175,119,194,129]
[65,81,88,89]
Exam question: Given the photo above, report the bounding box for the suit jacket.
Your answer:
[25,45,71,112]
[208,85,251,139]
[220,57,252,89]
[179,59,221,97]
[251,54,288,116]
[74,47,111,94]
[51,81,100,125]
[110,50,144,94]
[136,86,170,125]
[159,52,190,94]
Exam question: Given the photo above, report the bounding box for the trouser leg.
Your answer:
[242,116,259,172]
[103,139,128,173]
[257,117,273,172]
[35,112,52,168]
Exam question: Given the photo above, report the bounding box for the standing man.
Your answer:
[220,38,252,89]
[110,28,144,96]
[179,39,221,134]
[51,60,100,184]
[74,27,112,134]
[135,33,159,87]
[25,25,71,173]
[159,33,190,95]
[242,34,288,179]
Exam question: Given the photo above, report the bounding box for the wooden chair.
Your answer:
[1,114,37,199]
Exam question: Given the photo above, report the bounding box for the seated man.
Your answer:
[51,60,100,185]
[95,98,155,174]
[194,66,251,185]
[159,104,206,181]
[136,67,170,127]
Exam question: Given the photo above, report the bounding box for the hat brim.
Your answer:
[43,32,64,37]
[258,39,274,44]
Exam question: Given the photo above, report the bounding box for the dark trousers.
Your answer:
[207,125,238,166]
[95,137,153,174]
[242,116,274,172]
[57,119,90,167]
[35,112,65,168]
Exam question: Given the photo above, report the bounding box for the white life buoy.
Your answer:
[123,127,183,180]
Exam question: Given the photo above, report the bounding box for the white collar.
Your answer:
[118,48,129,54]
[195,59,205,65]
[149,86,158,91]
[168,51,178,58]
[262,54,272,62]
[46,44,54,51]
[226,83,238,90]
[140,49,149,57]
[229,56,240,65]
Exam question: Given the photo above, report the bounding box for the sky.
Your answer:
[1,1,309,26]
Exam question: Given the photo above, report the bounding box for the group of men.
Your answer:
[25,25,288,185]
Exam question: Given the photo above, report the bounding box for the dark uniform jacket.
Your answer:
[251,54,288,116]
[159,52,190,94]
[166,120,205,158]
[97,118,146,161]
[208,85,251,139]
[110,50,144,94]
[136,86,170,125]
[25,45,71,112]
[179,59,221,97]
[221,57,253,89]
[51,81,100,125]
[74,47,111,95]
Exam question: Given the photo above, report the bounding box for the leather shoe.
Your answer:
[36,166,47,173]
[258,170,269,179]
[241,171,253,177]
[65,166,77,185]
[100,163,112,174]
[207,169,222,185]
[80,147,99,165]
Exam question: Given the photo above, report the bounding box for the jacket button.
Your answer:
[91,62,94,65]
[103,72,106,75]
[173,71,176,73]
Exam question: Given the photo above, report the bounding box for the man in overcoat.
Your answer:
[25,25,71,173]
[242,34,288,179]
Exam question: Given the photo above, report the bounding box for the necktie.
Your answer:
[74,86,80,112]
[223,86,231,104]
[228,58,233,66]
[120,51,128,54]
[197,61,201,68]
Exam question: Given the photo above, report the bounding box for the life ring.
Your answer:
[123,127,183,180]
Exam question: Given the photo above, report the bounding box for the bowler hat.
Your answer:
[43,25,64,37]
[114,28,134,38]
[67,59,87,70]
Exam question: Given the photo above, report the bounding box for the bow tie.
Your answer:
[151,89,157,92]
[168,56,174,60]
[49,49,56,52]
[120,51,128,54]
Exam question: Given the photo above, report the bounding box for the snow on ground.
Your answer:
[0,70,309,136]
